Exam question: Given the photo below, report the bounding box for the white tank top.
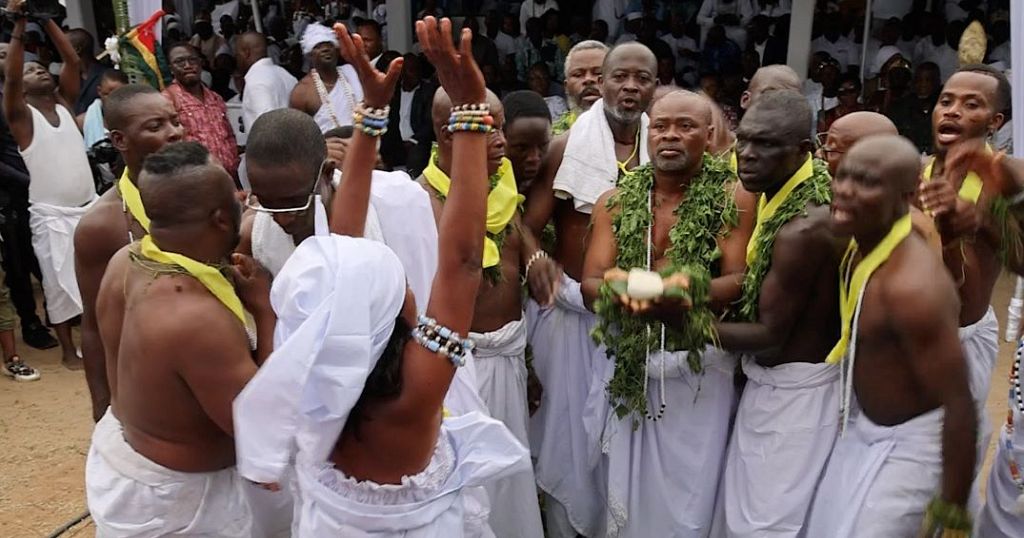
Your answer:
[313,65,364,133]
[20,104,95,207]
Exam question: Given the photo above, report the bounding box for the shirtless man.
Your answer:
[289,23,364,132]
[522,42,656,537]
[804,134,976,536]
[85,141,274,536]
[583,90,754,536]
[712,90,839,537]
[418,86,552,538]
[75,84,183,421]
[738,64,801,110]
[552,39,607,134]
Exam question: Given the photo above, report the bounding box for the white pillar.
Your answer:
[386,0,412,53]
[786,0,815,79]
[1013,0,1022,161]
[64,0,98,38]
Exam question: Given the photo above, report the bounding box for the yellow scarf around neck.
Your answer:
[119,168,151,232]
[922,144,993,204]
[422,152,524,268]
[825,213,913,364]
[746,154,813,266]
[139,235,246,325]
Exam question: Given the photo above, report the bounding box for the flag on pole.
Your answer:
[118,9,171,90]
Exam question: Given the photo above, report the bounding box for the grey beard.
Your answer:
[606,105,642,124]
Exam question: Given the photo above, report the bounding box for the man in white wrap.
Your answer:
[86,141,276,537]
[418,82,555,538]
[582,90,754,537]
[976,342,1024,536]
[235,20,529,536]
[711,90,840,537]
[804,135,977,537]
[522,42,654,537]
[289,23,364,132]
[3,8,97,367]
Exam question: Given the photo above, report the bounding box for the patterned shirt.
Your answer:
[163,82,239,179]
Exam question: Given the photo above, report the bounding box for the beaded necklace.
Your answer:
[1004,344,1024,514]
[312,67,356,128]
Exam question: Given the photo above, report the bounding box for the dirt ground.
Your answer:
[1,275,1021,537]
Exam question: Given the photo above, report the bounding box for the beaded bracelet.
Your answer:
[524,250,549,281]
[447,103,495,134]
[353,101,390,137]
[411,314,475,367]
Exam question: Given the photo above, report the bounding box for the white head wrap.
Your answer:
[301,23,338,55]
[233,235,408,483]
[873,45,903,77]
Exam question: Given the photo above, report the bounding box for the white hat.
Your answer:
[301,23,338,55]
[626,12,642,22]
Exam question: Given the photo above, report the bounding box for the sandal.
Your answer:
[3,356,40,382]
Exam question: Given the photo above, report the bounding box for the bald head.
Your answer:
[648,91,713,174]
[650,90,711,124]
[431,88,507,176]
[843,134,921,193]
[823,111,898,175]
[741,65,801,110]
[602,42,657,76]
[431,87,504,138]
[139,142,237,230]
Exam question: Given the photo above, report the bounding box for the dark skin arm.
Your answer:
[885,267,976,507]
[229,253,275,365]
[581,189,617,311]
[4,17,32,149]
[74,215,120,421]
[709,182,756,311]
[45,19,80,106]
[522,133,567,237]
[519,216,562,306]
[329,26,403,237]
[715,218,830,361]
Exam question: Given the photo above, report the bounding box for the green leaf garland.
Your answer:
[734,158,832,321]
[591,153,738,421]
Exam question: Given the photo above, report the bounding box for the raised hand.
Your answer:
[229,253,272,314]
[333,23,402,109]
[415,17,485,106]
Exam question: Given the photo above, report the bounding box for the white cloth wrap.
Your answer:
[468,318,545,538]
[716,357,840,537]
[294,412,530,537]
[976,352,1024,537]
[313,65,364,132]
[960,306,999,514]
[804,404,944,538]
[234,236,407,484]
[552,98,649,214]
[593,346,737,537]
[300,23,337,54]
[526,274,607,538]
[86,410,252,538]
[29,199,95,323]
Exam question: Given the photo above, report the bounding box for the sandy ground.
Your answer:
[1,275,1021,537]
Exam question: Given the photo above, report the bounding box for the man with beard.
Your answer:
[86,141,273,536]
[75,84,184,421]
[163,43,238,180]
[502,90,551,194]
[804,135,976,538]
[3,8,95,368]
[417,86,554,538]
[584,90,752,536]
[521,41,656,537]
[289,23,363,132]
[552,39,606,134]
[711,89,839,537]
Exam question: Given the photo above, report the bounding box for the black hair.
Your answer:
[746,89,812,143]
[343,315,409,440]
[502,90,551,128]
[103,84,161,131]
[246,109,327,176]
[167,41,197,58]
[355,18,382,35]
[101,68,129,84]
[142,140,210,176]
[957,63,1011,114]
[324,125,354,140]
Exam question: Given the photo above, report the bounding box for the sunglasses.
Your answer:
[245,161,327,214]
[171,55,203,68]
[815,132,844,158]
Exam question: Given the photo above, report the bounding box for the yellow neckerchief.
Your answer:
[922,144,993,204]
[139,235,246,325]
[616,128,641,176]
[728,146,738,175]
[118,168,151,232]
[745,154,814,266]
[825,213,913,364]
[422,153,524,268]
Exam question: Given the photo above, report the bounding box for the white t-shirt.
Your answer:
[520,0,560,35]
[812,35,860,71]
[399,89,415,143]
[660,33,698,72]
[242,58,298,131]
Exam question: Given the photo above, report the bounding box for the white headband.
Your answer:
[301,23,338,55]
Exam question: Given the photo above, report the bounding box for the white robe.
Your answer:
[469,318,545,538]
[961,306,999,514]
[803,404,944,537]
[29,199,95,323]
[293,412,529,538]
[86,410,252,538]
[715,357,839,537]
[526,274,607,537]
[976,390,1024,536]
[594,347,737,537]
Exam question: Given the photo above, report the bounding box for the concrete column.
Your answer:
[786,0,815,79]
[1012,0,1022,160]
[64,0,97,38]
[386,0,412,53]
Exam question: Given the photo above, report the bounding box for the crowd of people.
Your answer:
[4,0,1024,537]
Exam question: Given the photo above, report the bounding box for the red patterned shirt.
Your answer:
[163,82,239,179]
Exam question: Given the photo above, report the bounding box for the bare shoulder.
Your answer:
[594,188,620,216]
[75,191,126,262]
[776,203,834,244]
[879,235,959,318]
[549,132,569,158]
[139,275,247,349]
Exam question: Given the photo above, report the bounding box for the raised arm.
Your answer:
[3,14,32,149]
[393,17,490,415]
[329,24,403,237]
[44,19,80,106]
[523,132,566,237]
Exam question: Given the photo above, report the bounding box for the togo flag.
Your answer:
[120,9,171,90]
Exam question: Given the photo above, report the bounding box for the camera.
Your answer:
[1,0,63,21]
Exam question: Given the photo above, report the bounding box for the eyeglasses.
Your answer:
[245,161,326,214]
[171,56,203,68]
[815,132,844,158]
